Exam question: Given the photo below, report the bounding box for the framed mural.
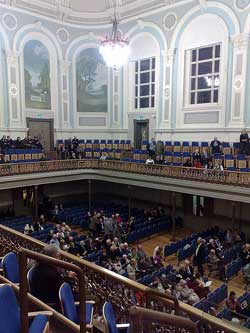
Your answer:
[24,40,51,110]
[76,47,108,113]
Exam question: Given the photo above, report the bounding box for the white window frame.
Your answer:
[134,57,156,110]
[185,43,221,107]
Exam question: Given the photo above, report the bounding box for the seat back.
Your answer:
[2,252,19,283]
[59,282,78,324]
[0,284,21,333]
[103,301,118,333]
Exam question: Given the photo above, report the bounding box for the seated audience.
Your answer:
[146,156,154,165]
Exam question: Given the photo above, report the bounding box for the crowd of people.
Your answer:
[22,207,250,323]
[0,135,43,151]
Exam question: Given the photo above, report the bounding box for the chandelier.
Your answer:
[100,15,129,68]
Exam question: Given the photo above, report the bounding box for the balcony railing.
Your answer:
[0,159,249,187]
[0,224,248,333]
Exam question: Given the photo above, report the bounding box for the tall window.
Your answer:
[189,44,220,105]
[135,57,155,109]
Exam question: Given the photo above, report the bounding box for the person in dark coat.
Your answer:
[30,244,75,309]
[193,237,206,276]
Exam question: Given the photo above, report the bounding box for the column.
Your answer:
[229,33,250,127]
[88,180,92,211]
[5,50,23,128]
[128,185,131,218]
[60,60,72,128]
[159,49,176,128]
[110,68,120,128]
[34,185,38,220]
[171,192,176,241]
[231,201,236,228]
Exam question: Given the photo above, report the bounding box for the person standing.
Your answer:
[147,138,156,157]
[194,238,206,276]
[240,129,249,155]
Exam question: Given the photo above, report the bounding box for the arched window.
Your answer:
[76,47,108,113]
[23,40,51,110]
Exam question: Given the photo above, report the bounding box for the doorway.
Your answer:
[26,118,54,151]
[134,120,149,149]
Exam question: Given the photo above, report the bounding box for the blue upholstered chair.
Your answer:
[27,266,35,294]
[103,301,129,333]
[59,282,94,333]
[2,252,19,283]
[0,284,48,333]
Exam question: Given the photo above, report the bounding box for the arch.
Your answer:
[171,2,240,50]
[13,23,62,59]
[243,10,250,33]
[125,21,167,51]
[0,23,10,51]
[13,27,61,128]
[65,34,103,61]
[170,2,240,129]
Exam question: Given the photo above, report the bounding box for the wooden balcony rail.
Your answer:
[129,306,198,333]
[0,159,249,186]
[0,224,249,333]
[18,248,86,333]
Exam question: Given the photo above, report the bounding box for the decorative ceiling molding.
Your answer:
[0,0,188,26]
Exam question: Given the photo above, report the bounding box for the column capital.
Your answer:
[60,60,71,75]
[6,50,20,66]
[162,49,176,65]
[230,33,250,50]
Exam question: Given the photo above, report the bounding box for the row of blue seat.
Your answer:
[164,227,217,257]
[137,265,173,286]
[194,284,228,313]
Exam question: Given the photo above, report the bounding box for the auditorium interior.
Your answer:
[1,0,250,332]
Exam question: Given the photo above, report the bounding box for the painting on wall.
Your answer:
[24,40,51,110]
[76,47,108,113]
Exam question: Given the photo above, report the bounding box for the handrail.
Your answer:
[129,306,198,333]
[18,248,86,333]
[0,224,249,333]
[0,159,249,187]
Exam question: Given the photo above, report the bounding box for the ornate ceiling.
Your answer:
[0,0,183,25]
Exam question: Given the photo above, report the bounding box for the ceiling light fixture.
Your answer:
[99,9,129,68]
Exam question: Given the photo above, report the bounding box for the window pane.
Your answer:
[197,91,211,104]
[198,62,212,75]
[151,84,155,95]
[140,59,150,71]
[140,85,150,96]
[214,75,220,87]
[151,97,155,107]
[191,92,195,104]
[214,60,220,73]
[135,74,138,84]
[191,78,196,90]
[135,62,138,72]
[198,76,212,89]
[140,97,149,108]
[213,90,219,103]
[140,72,150,84]
[192,50,197,62]
[152,58,155,69]
[135,99,138,109]
[198,47,213,61]
[191,64,196,76]
[152,71,155,83]
[135,86,138,97]
[215,45,220,58]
